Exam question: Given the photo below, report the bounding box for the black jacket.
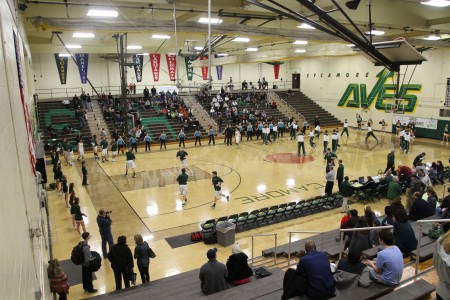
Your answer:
[226,253,253,282]
[108,244,134,271]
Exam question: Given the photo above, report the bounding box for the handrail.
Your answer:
[189,96,217,126]
[287,231,325,267]
[442,183,449,199]
[338,225,394,260]
[270,91,305,122]
[414,219,450,275]
[252,233,277,266]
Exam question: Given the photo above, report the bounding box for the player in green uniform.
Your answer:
[125,148,137,178]
[176,168,189,206]
[110,140,118,162]
[81,160,89,186]
[324,148,338,174]
[100,138,109,163]
[211,171,229,208]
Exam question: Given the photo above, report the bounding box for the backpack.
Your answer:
[71,242,85,265]
[203,233,217,245]
[88,251,102,272]
[190,231,203,242]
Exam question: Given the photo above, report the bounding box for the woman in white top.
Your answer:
[78,140,85,161]
[235,128,241,149]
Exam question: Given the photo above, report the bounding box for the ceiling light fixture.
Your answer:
[127,45,142,50]
[198,17,223,24]
[365,29,385,36]
[87,9,118,17]
[58,54,71,57]
[297,23,315,29]
[246,47,258,51]
[194,46,204,51]
[233,37,250,42]
[423,35,441,40]
[295,49,306,53]
[216,53,229,57]
[65,45,82,49]
[152,34,171,39]
[137,53,150,56]
[420,0,450,7]
[72,33,95,38]
[293,40,308,45]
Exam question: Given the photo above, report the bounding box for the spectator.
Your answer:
[409,192,429,221]
[437,187,450,217]
[413,152,426,167]
[108,236,134,290]
[199,248,228,295]
[340,176,353,213]
[393,208,417,253]
[133,234,151,284]
[363,230,403,286]
[81,232,97,293]
[349,218,372,254]
[381,206,394,226]
[281,240,335,299]
[341,209,359,248]
[47,259,69,300]
[433,231,450,300]
[417,168,432,187]
[387,176,402,204]
[334,249,370,289]
[96,209,114,258]
[225,243,253,285]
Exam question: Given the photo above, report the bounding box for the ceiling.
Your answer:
[22,0,450,64]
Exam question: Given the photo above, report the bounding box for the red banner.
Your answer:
[150,54,161,82]
[166,53,177,82]
[200,56,208,80]
[273,64,281,79]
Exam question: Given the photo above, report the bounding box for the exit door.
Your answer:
[292,74,300,89]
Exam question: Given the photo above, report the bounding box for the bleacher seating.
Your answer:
[376,279,435,300]
[276,91,342,128]
[37,100,92,150]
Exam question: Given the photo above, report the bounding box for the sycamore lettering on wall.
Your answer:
[337,69,422,113]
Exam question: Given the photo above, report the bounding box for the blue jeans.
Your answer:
[101,232,114,257]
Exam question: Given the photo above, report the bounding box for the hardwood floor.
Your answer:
[46,129,448,298]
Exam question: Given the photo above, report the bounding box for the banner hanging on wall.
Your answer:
[258,63,263,80]
[54,54,68,85]
[133,55,143,82]
[75,53,89,84]
[14,31,37,176]
[184,56,194,81]
[392,116,438,130]
[273,64,281,79]
[216,65,223,80]
[166,53,177,82]
[150,54,161,82]
[200,56,208,80]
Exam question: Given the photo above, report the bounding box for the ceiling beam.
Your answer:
[426,17,450,26]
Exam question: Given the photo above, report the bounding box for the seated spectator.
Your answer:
[437,187,450,217]
[393,208,417,253]
[341,209,359,248]
[387,176,402,204]
[281,241,335,299]
[362,230,403,286]
[426,186,437,217]
[199,248,228,295]
[225,243,253,285]
[144,99,151,109]
[381,206,394,226]
[433,230,450,300]
[271,101,277,109]
[349,218,372,254]
[409,192,430,221]
[334,249,370,289]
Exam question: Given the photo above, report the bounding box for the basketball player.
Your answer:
[323,130,329,154]
[297,131,306,156]
[309,127,316,148]
[100,138,109,163]
[211,171,229,208]
[125,148,136,178]
[341,119,349,137]
[176,147,192,175]
[365,125,378,143]
[176,168,189,206]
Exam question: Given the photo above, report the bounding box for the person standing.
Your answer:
[225,125,233,146]
[177,129,186,148]
[108,236,134,291]
[385,150,395,173]
[117,136,125,154]
[441,123,449,144]
[77,139,85,161]
[199,248,229,295]
[176,147,191,175]
[235,127,241,149]
[144,133,151,152]
[331,130,338,152]
[315,124,321,138]
[177,168,189,206]
[81,160,88,186]
[73,197,87,235]
[336,160,344,192]
[325,166,335,196]
[91,135,99,160]
[356,114,362,130]
[340,176,353,213]
[433,230,450,300]
[111,139,118,162]
[314,115,320,127]
[365,125,378,143]
[297,131,306,156]
[290,121,298,140]
[380,119,387,134]
[133,234,151,284]
[129,135,138,153]
[324,148,338,174]
[309,127,316,148]
[159,131,167,150]
[125,148,137,178]
[81,232,97,293]
[322,130,329,154]
[246,123,253,141]
[97,209,114,258]
[208,126,215,145]
[100,138,109,163]
[403,130,411,153]
[342,119,349,137]
[194,129,202,146]
[211,171,229,208]
[47,259,70,300]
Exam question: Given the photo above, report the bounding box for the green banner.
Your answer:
[185,56,194,81]
[54,54,68,85]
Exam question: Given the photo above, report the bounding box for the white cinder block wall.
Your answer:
[0,1,49,299]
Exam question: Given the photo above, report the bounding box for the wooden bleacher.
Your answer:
[275,91,342,128]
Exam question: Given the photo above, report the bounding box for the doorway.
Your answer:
[292,73,300,89]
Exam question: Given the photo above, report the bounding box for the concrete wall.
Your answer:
[0,0,48,299]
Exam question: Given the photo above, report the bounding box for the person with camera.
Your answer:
[97,208,114,258]
[108,236,134,291]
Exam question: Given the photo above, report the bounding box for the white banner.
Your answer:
[392,116,438,130]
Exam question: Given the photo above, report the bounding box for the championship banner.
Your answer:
[273,64,281,79]
[216,65,223,80]
[150,54,161,82]
[14,31,37,176]
[166,53,177,81]
[75,53,89,84]
[258,63,263,80]
[200,55,208,80]
[133,55,144,82]
[393,116,438,130]
[54,53,68,85]
[184,56,194,81]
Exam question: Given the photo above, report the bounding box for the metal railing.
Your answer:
[287,231,325,267]
[270,91,305,123]
[442,183,449,199]
[251,233,277,266]
[35,87,84,100]
[415,218,450,275]
[338,225,394,260]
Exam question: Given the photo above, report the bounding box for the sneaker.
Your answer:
[182,201,186,206]
[125,174,128,177]
[226,196,230,202]
[211,203,216,208]
[66,204,71,208]
[133,174,137,178]
[85,289,98,293]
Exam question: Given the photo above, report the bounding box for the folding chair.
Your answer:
[227,214,239,224]
[284,202,297,219]
[245,210,259,229]
[216,216,228,226]
[256,208,268,227]
[275,204,288,222]
[235,212,249,232]
[264,205,279,225]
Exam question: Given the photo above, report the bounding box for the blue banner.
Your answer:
[75,53,89,84]
[216,65,223,80]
